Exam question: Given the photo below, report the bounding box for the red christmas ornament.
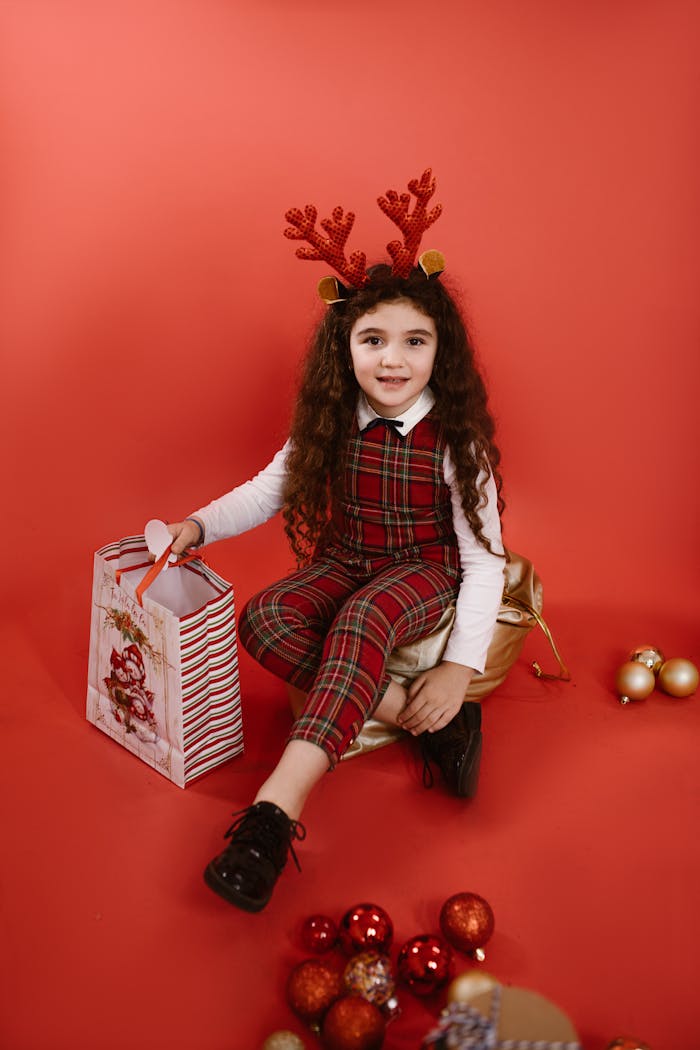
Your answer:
[301,914,339,954]
[286,958,343,1027]
[397,934,453,997]
[439,892,495,960]
[338,903,393,955]
[321,995,386,1050]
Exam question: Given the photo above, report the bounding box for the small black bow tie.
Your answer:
[362,416,405,437]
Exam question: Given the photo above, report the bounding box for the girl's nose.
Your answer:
[380,346,403,367]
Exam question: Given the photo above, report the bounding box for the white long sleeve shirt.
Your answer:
[192,389,505,673]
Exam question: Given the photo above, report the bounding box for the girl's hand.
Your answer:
[167,519,203,557]
[397,661,474,736]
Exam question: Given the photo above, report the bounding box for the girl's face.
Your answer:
[348,298,438,418]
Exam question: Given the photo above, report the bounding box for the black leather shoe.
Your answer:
[203,801,306,913]
[421,702,482,798]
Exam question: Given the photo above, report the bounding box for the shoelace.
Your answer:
[421,738,436,789]
[420,725,464,790]
[223,806,307,872]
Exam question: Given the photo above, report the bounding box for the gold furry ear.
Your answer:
[418,249,446,278]
[317,275,350,304]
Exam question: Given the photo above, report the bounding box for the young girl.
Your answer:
[166,174,506,913]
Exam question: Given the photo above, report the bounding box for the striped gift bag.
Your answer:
[86,535,243,787]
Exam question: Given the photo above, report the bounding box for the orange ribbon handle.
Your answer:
[115,559,153,584]
[134,547,173,605]
[115,546,206,606]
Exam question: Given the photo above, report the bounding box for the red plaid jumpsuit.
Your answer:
[238,413,462,766]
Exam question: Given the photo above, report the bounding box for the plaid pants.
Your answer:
[239,553,460,766]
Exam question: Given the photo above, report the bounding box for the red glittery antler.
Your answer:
[283,204,369,288]
[377,168,442,279]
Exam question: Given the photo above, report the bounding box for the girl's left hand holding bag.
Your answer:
[397,661,474,735]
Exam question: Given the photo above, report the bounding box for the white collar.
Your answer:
[356,387,435,436]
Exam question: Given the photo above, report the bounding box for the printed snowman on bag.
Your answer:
[98,522,178,744]
[103,641,158,742]
[100,607,162,743]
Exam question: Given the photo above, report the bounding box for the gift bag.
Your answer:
[86,534,243,787]
[422,980,580,1047]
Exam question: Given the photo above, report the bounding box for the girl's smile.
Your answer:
[349,298,438,418]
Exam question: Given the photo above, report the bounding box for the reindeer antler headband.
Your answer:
[284,168,446,304]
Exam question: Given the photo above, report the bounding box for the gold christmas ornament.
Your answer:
[657,657,699,698]
[615,661,655,705]
[447,968,499,1005]
[629,645,665,675]
[262,1032,306,1050]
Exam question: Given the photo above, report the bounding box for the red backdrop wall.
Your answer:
[2,1,698,676]
[1,3,699,1047]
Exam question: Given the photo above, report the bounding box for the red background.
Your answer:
[1,3,698,1049]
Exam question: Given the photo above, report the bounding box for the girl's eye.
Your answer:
[365,336,382,346]
[407,337,425,346]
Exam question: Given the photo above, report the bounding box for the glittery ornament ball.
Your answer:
[286,958,343,1025]
[397,934,453,997]
[439,892,495,956]
[343,950,395,1007]
[262,1032,307,1050]
[321,994,386,1050]
[301,914,338,954]
[657,657,699,698]
[338,903,393,955]
[629,645,665,675]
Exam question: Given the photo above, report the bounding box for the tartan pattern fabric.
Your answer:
[239,555,459,765]
[239,416,462,765]
[328,413,461,577]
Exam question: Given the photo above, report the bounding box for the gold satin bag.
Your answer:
[288,549,569,760]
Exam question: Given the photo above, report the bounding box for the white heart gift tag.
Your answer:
[144,519,177,567]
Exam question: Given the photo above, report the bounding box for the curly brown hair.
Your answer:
[283,264,504,564]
